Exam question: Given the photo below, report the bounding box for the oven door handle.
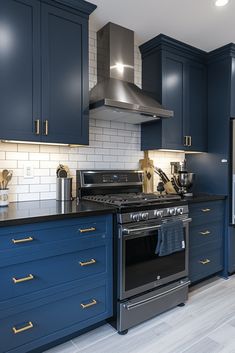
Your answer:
[122,218,192,235]
[124,280,191,310]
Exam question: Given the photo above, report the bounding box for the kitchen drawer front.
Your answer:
[189,201,224,226]
[0,245,108,302]
[0,280,112,353]
[0,215,112,253]
[189,221,223,250]
[189,248,223,283]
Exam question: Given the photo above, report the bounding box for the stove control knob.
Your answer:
[177,207,184,215]
[168,208,176,216]
[131,213,140,222]
[141,212,149,220]
[155,210,164,218]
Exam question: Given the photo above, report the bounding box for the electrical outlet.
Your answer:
[24,164,34,179]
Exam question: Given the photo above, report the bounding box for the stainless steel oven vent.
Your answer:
[89,22,173,124]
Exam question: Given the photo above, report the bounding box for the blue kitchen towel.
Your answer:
[155,220,185,256]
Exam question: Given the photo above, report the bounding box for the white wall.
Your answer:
[0,27,184,202]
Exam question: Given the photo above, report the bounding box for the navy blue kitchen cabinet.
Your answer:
[140,34,207,152]
[0,214,113,353]
[189,201,224,284]
[0,0,96,145]
[0,0,41,142]
[186,44,235,275]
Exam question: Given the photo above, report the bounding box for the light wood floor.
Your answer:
[45,275,235,353]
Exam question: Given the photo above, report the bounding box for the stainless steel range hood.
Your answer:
[89,22,173,124]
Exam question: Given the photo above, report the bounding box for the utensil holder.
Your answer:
[56,178,72,201]
[0,189,9,207]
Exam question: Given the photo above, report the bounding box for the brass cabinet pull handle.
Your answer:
[188,136,192,147]
[199,259,211,265]
[34,120,40,135]
[199,230,211,236]
[79,258,96,267]
[79,227,96,233]
[43,120,49,136]
[201,208,211,212]
[12,321,33,334]
[12,274,34,284]
[81,299,97,309]
[12,237,34,244]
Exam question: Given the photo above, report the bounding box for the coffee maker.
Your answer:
[171,160,195,197]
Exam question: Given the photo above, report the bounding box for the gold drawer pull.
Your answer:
[12,274,34,284]
[43,120,49,136]
[81,299,97,309]
[12,237,34,244]
[199,230,211,236]
[79,258,96,267]
[13,321,33,334]
[34,119,40,135]
[79,227,96,233]
[199,259,211,265]
[201,208,211,212]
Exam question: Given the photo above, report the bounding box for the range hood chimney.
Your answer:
[89,22,173,124]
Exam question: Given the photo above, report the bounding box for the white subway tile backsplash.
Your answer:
[0,143,17,151]
[18,160,40,169]
[18,144,39,153]
[50,153,69,161]
[34,169,50,177]
[111,121,125,129]
[1,28,184,202]
[30,184,50,193]
[40,145,61,153]
[29,153,49,161]
[18,176,40,185]
[18,193,40,202]
[40,176,55,184]
[0,160,18,169]
[40,192,56,200]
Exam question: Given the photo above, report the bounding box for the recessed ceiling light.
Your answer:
[215,0,230,7]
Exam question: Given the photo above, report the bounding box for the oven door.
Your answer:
[118,217,191,300]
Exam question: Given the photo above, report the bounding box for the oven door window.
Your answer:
[125,230,186,292]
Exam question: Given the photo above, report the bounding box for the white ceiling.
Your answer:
[89,0,235,52]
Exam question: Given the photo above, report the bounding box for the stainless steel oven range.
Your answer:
[77,170,191,334]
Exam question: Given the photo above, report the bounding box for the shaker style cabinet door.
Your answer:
[41,4,89,145]
[0,0,40,142]
[161,52,185,150]
[184,61,207,152]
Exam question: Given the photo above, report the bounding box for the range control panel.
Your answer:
[119,205,189,224]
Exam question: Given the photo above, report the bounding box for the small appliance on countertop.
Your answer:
[76,170,191,334]
[171,160,195,197]
[56,164,72,201]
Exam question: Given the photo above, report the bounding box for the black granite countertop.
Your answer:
[0,199,117,227]
[182,194,227,204]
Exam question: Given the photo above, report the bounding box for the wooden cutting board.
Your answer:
[139,151,154,193]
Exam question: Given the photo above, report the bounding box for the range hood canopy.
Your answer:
[89,22,173,124]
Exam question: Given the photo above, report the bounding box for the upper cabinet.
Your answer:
[0,0,96,145]
[0,0,41,142]
[140,35,207,152]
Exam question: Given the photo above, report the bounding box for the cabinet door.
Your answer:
[161,52,186,150]
[41,4,89,145]
[0,0,40,142]
[185,61,207,152]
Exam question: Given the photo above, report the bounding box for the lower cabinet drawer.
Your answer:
[189,201,224,226]
[189,248,223,283]
[0,215,112,253]
[0,281,111,353]
[0,245,107,302]
[189,221,223,250]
